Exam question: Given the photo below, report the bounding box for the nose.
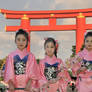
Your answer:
[48,48,51,51]
[20,40,23,43]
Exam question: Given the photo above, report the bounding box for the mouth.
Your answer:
[19,45,24,47]
[88,45,92,47]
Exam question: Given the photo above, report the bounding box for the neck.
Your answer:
[48,55,54,58]
[18,48,26,51]
[49,56,53,58]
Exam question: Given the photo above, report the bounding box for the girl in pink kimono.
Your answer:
[72,31,92,92]
[4,29,40,92]
[39,37,70,92]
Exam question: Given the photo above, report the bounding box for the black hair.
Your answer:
[84,31,92,41]
[44,37,57,57]
[15,29,29,48]
[80,31,92,51]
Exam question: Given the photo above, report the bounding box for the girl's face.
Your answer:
[15,34,27,51]
[85,36,92,51]
[45,42,55,57]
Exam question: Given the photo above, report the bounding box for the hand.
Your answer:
[75,56,83,63]
[24,78,32,91]
[40,83,49,91]
[48,79,57,84]
[76,67,86,75]
[9,85,15,92]
[65,59,71,68]
[25,85,31,91]
[41,83,49,89]
[8,81,15,92]
[56,76,62,80]
[31,88,39,92]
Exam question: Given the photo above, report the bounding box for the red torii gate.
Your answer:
[1,8,92,53]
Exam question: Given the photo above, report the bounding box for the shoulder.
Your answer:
[6,51,17,62]
[7,50,17,58]
[77,49,86,58]
[56,58,63,64]
[39,58,45,64]
[39,57,49,65]
[28,52,34,56]
[28,52,36,59]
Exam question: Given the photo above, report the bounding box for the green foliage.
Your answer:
[68,69,73,77]
[80,44,85,51]
[0,77,4,81]
[0,57,7,70]
[70,44,85,58]
[0,60,4,69]
[36,59,40,64]
[70,45,76,57]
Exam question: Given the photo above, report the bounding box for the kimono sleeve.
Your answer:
[77,51,84,58]
[58,59,71,82]
[38,61,47,86]
[4,55,15,84]
[71,54,83,75]
[27,54,40,80]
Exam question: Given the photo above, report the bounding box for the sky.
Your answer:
[0,0,92,61]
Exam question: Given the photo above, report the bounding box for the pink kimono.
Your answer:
[39,55,70,92]
[4,48,40,92]
[73,48,92,92]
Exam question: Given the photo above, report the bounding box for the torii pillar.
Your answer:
[76,13,86,53]
[20,15,30,51]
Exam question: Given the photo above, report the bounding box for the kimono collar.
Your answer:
[83,48,92,54]
[16,48,27,53]
[83,48,92,61]
[16,48,28,57]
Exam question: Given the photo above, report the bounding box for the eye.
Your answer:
[51,46,54,48]
[17,38,20,41]
[46,45,49,48]
[22,39,26,42]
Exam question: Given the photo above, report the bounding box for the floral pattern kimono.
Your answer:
[72,48,92,92]
[4,48,40,92]
[39,55,70,92]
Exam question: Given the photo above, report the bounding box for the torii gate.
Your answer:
[1,8,92,53]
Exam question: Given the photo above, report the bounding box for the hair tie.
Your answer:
[44,37,48,41]
[55,40,59,52]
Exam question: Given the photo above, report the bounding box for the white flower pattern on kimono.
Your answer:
[14,61,26,75]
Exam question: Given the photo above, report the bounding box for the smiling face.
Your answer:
[15,34,27,51]
[45,42,55,57]
[85,36,92,51]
